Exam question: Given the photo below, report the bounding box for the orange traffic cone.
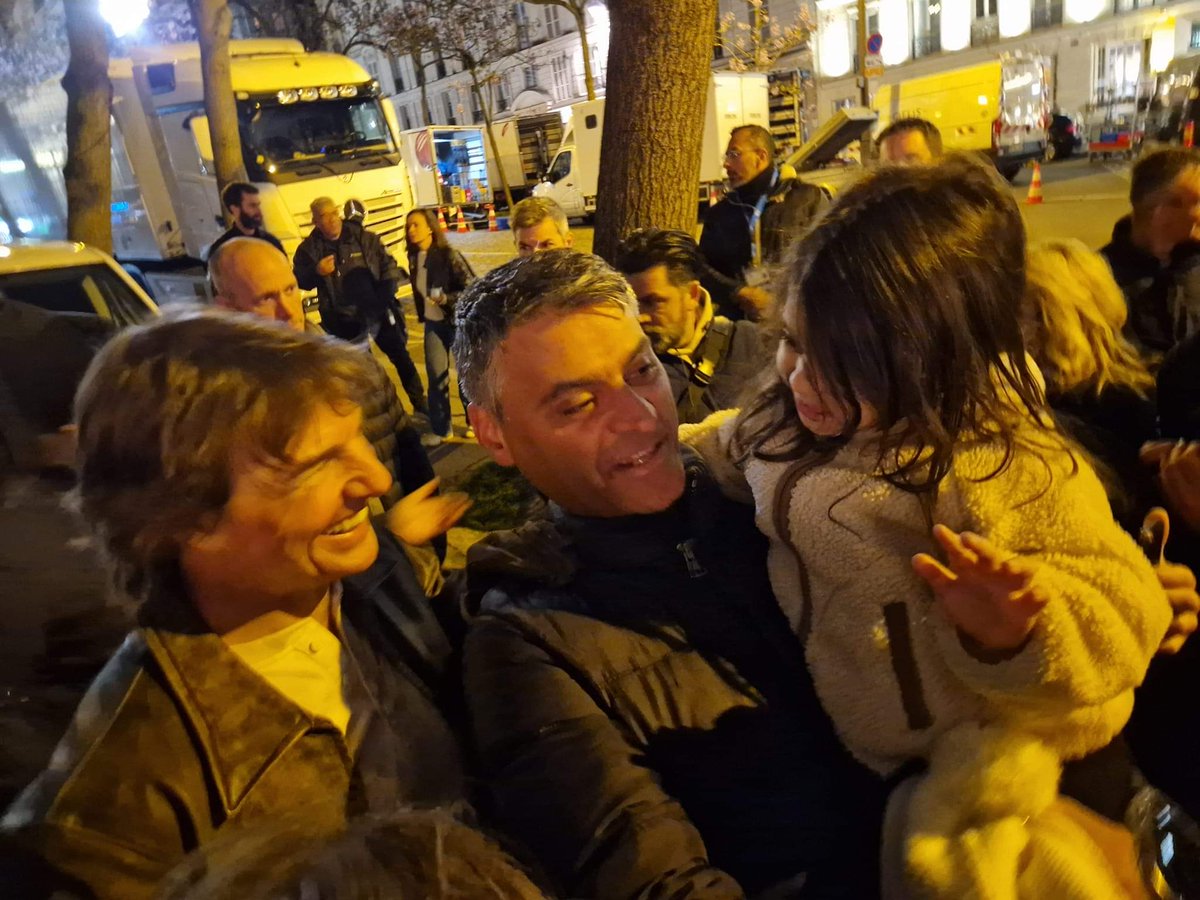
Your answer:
[1026,162,1044,205]
[436,207,447,230]
[457,206,469,233]
[487,203,498,232]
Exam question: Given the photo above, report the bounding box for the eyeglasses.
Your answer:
[724,149,743,161]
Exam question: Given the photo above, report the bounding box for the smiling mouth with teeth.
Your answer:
[323,507,369,536]
[617,440,662,469]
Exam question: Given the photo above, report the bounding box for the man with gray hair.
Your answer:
[294,196,428,416]
[455,249,885,899]
[510,196,572,257]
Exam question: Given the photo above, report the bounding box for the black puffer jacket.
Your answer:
[699,168,827,319]
[464,452,885,900]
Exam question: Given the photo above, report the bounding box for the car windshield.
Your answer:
[240,95,396,174]
[0,263,155,328]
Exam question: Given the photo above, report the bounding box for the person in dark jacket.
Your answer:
[616,228,768,424]
[453,250,886,899]
[405,208,475,445]
[0,312,469,900]
[294,197,428,417]
[205,181,285,263]
[1101,148,1200,352]
[699,125,826,321]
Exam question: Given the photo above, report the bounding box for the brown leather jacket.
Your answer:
[0,527,467,899]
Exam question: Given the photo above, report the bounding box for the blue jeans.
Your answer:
[423,318,465,437]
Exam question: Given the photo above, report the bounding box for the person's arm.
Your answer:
[465,614,746,900]
[363,227,401,285]
[446,250,475,303]
[926,447,1170,731]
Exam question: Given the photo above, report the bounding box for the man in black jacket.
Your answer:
[454,250,884,899]
[699,125,826,321]
[294,197,427,416]
[205,182,286,263]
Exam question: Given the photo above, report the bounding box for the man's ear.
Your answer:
[565,232,574,248]
[468,402,515,467]
[687,279,702,302]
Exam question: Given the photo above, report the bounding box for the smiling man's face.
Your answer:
[470,304,686,518]
[185,403,393,600]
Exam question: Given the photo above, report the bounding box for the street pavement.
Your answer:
[0,152,1136,806]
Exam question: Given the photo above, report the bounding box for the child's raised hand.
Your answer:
[384,477,472,547]
[912,524,1048,652]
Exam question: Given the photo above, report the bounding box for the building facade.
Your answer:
[353,1,610,128]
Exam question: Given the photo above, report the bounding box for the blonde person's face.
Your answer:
[775,301,877,437]
[515,218,571,257]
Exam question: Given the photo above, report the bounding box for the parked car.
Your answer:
[1047,114,1082,161]
[0,241,157,469]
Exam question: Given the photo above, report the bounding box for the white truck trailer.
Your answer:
[0,39,414,265]
[533,72,770,218]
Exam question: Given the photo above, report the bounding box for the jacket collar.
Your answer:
[664,287,715,364]
[1105,215,1161,276]
[732,165,779,202]
[137,573,350,813]
[550,447,724,571]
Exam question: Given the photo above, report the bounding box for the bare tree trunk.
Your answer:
[61,0,112,252]
[471,73,514,209]
[593,0,715,262]
[197,0,248,209]
[571,5,596,101]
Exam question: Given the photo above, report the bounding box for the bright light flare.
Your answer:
[99,0,149,38]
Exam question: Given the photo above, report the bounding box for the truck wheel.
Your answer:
[998,163,1021,183]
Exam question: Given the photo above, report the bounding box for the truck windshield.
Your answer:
[239,96,396,176]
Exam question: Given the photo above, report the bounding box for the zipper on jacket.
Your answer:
[676,538,707,578]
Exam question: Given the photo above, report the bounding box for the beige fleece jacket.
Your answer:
[686,411,1171,776]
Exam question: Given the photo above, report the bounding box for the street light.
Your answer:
[99,0,149,38]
